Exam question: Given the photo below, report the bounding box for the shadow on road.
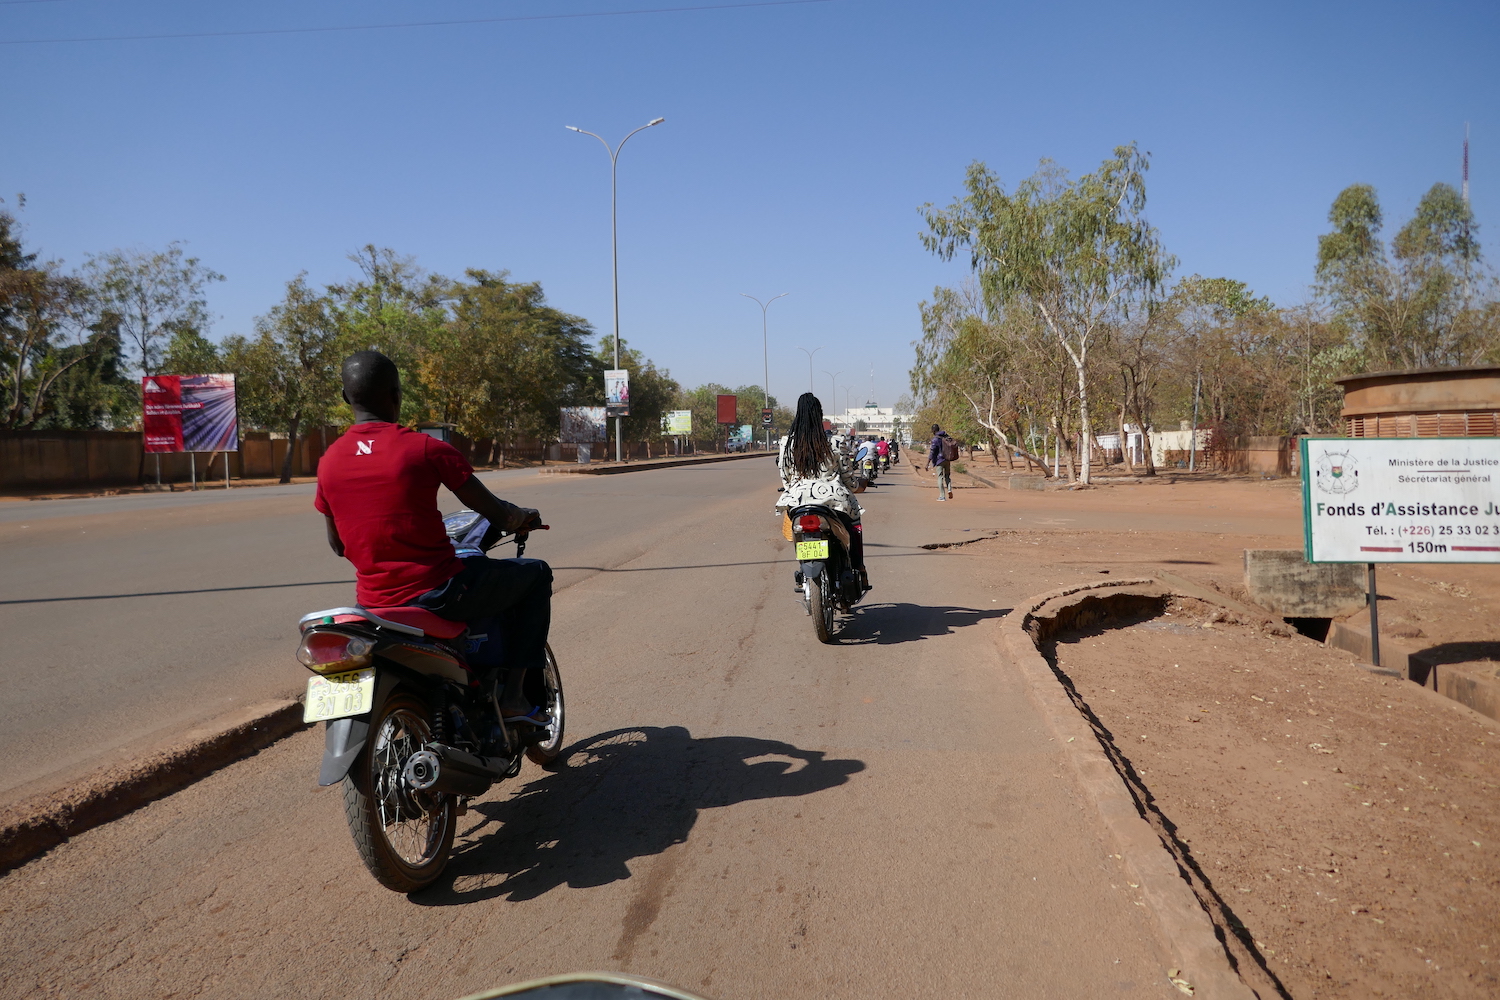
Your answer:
[411,726,864,905]
[834,602,1010,645]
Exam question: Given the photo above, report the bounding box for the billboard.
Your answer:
[1301,437,1500,563]
[559,406,608,443]
[761,407,773,427]
[143,374,239,453]
[663,410,692,436]
[716,394,737,425]
[604,369,630,418]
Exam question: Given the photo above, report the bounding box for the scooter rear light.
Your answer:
[297,632,375,674]
[796,514,823,533]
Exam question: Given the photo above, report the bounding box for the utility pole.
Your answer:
[741,292,788,451]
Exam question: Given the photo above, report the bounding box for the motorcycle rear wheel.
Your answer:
[526,643,566,767]
[342,690,456,893]
[808,572,836,644]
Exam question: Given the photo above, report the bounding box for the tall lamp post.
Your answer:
[741,291,788,451]
[822,370,842,417]
[796,346,823,395]
[566,116,665,462]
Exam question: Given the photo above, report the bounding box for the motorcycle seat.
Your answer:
[363,606,468,639]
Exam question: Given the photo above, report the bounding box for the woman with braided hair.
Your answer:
[775,392,870,591]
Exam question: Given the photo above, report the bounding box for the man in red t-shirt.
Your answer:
[316,351,550,723]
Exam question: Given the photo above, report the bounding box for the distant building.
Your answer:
[828,403,916,443]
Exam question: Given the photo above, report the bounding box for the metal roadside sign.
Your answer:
[1301,436,1500,564]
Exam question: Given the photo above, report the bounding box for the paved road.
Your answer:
[1,461,1176,999]
[0,461,774,804]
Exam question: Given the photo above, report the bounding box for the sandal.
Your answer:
[502,706,551,727]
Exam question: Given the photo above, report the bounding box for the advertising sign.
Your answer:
[142,374,239,453]
[664,410,692,436]
[604,370,630,418]
[1302,437,1500,563]
[716,394,737,425]
[559,406,608,443]
[761,407,773,428]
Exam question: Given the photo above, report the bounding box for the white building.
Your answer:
[829,404,916,444]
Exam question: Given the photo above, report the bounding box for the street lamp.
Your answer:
[566,116,665,462]
[822,370,842,414]
[741,292,788,451]
[796,346,823,394]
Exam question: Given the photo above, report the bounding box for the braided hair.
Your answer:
[786,393,835,479]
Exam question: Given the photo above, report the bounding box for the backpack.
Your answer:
[940,436,960,462]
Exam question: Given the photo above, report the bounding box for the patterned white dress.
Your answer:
[776,434,863,521]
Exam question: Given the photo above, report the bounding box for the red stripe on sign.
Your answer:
[1360,546,1404,552]
[1451,546,1500,551]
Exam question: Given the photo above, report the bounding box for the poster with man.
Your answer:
[142,374,239,453]
[604,370,630,418]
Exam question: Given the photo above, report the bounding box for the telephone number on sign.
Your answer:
[1364,524,1499,537]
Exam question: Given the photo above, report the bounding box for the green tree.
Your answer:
[923,144,1173,483]
[1317,182,1491,369]
[161,328,222,374]
[0,212,105,429]
[327,246,449,425]
[81,243,223,376]
[421,270,596,461]
[223,275,339,482]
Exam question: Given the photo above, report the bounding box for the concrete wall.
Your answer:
[2,428,340,488]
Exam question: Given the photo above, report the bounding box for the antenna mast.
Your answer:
[1463,122,1470,204]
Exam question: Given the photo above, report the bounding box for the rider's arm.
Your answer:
[324,515,345,557]
[453,475,540,540]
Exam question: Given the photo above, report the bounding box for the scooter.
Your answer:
[295,512,564,893]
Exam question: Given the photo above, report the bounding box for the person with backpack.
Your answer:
[926,424,958,501]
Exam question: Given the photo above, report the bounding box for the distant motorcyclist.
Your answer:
[875,436,891,470]
[777,393,870,591]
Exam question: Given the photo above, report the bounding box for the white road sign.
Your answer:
[1301,437,1500,563]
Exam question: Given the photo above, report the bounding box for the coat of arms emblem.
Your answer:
[1314,450,1358,494]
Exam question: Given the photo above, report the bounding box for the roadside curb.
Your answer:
[997,579,1260,1000]
[538,452,773,476]
[0,699,309,874]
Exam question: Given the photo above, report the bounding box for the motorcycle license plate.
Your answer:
[796,539,829,560]
[303,668,376,723]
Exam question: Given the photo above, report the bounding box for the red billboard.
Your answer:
[143,374,239,453]
[716,394,737,425]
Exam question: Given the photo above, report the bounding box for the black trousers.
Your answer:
[414,556,552,673]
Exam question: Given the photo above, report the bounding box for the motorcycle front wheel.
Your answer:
[342,690,457,893]
[808,572,836,644]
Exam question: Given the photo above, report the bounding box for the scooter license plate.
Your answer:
[795,539,829,560]
[303,668,376,723]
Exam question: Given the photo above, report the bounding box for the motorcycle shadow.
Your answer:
[834,602,1012,645]
[410,726,865,905]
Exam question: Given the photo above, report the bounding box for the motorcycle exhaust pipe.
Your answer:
[403,744,508,797]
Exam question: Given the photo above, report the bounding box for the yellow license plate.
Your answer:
[303,668,376,723]
[795,539,830,560]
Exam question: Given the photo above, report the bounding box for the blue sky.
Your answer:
[2,0,1496,411]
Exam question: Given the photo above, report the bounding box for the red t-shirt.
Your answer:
[314,423,473,608]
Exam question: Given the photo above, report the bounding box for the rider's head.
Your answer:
[931,423,941,435]
[788,393,834,479]
[342,351,402,422]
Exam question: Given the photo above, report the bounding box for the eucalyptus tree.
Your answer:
[81,242,222,376]
[923,144,1172,483]
[1317,182,1489,369]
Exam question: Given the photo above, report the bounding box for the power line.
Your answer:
[0,0,833,44]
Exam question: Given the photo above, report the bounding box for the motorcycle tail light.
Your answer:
[797,514,823,533]
[297,632,375,674]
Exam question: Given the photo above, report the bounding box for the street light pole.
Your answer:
[796,347,823,394]
[567,117,665,462]
[741,292,788,451]
[822,370,842,414]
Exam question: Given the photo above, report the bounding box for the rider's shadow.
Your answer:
[411,726,865,905]
[835,603,1011,645]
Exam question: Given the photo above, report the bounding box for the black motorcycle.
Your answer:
[790,505,865,643]
[296,511,564,893]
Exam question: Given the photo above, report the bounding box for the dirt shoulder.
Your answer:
[1048,597,1499,998]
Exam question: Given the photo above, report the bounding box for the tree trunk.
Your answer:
[1074,359,1092,484]
[279,415,301,484]
[1118,401,1134,474]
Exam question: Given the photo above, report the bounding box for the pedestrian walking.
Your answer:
[926,423,957,501]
